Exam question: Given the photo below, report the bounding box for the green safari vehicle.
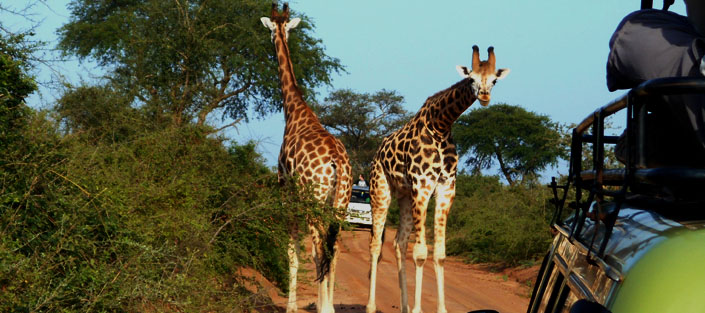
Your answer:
[527,78,705,313]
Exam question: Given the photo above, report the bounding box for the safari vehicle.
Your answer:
[526,76,705,313]
[345,185,372,227]
[520,2,705,312]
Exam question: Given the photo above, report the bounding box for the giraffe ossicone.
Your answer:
[366,45,510,313]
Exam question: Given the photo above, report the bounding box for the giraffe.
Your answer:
[260,4,352,313]
[366,45,510,313]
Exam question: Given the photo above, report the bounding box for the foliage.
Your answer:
[56,84,143,142]
[58,0,344,126]
[312,88,411,177]
[0,103,335,311]
[454,103,566,186]
[0,31,36,150]
[445,174,554,265]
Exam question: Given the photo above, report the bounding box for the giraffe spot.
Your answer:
[305,169,313,177]
[423,148,435,158]
[422,163,429,172]
[415,120,423,129]
[420,134,432,145]
[413,155,422,164]
[317,146,327,155]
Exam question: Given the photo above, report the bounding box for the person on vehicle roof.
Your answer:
[608,0,705,168]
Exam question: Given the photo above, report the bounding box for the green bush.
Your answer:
[0,104,329,311]
[446,174,554,265]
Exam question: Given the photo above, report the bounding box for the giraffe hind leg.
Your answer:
[367,168,391,313]
[395,195,414,313]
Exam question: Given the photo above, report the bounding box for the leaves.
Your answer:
[312,89,411,176]
[453,104,566,185]
[58,0,344,126]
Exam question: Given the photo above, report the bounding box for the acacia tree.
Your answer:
[453,103,566,186]
[312,89,411,177]
[58,0,343,127]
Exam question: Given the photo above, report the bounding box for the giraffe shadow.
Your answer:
[301,303,378,313]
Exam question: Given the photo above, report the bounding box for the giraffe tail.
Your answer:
[316,160,346,282]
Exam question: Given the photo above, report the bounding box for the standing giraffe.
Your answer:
[260,4,352,313]
[366,46,509,313]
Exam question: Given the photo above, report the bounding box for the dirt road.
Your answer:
[249,228,533,313]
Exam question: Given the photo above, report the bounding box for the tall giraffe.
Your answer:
[261,4,352,313]
[366,46,510,313]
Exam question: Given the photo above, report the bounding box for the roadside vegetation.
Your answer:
[3,1,569,311]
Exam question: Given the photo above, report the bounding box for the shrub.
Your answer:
[0,107,327,311]
[446,175,554,265]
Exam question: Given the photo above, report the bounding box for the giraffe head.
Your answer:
[456,45,510,106]
[260,3,301,43]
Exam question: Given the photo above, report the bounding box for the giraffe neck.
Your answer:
[421,78,477,138]
[273,28,310,124]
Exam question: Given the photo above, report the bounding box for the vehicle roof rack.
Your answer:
[549,77,705,266]
[641,0,675,10]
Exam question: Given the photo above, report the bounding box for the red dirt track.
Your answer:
[247,229,533,313]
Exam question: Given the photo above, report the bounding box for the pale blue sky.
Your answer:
[6,1,688,178]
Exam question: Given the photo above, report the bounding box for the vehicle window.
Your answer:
[351,190,371,204]
[559,289,579,313]
[538,268,564,313]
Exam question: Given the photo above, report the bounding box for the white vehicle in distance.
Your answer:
[345,185,372,227]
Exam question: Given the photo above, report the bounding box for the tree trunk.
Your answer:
[494,145,514,186]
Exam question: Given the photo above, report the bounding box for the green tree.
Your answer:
[0,31,37,150]
[453,103,566,186]
[58,0,343,127]
[312,89,411,177]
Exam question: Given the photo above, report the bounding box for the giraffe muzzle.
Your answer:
[478,94,491,106]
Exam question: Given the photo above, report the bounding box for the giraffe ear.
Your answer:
[456,65,471,78]
[496,68,511,80]
[286,18,301,31]
[260,17,275,31]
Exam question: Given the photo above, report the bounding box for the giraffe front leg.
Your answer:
[286,234,300,313]
[433,180,455,313]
